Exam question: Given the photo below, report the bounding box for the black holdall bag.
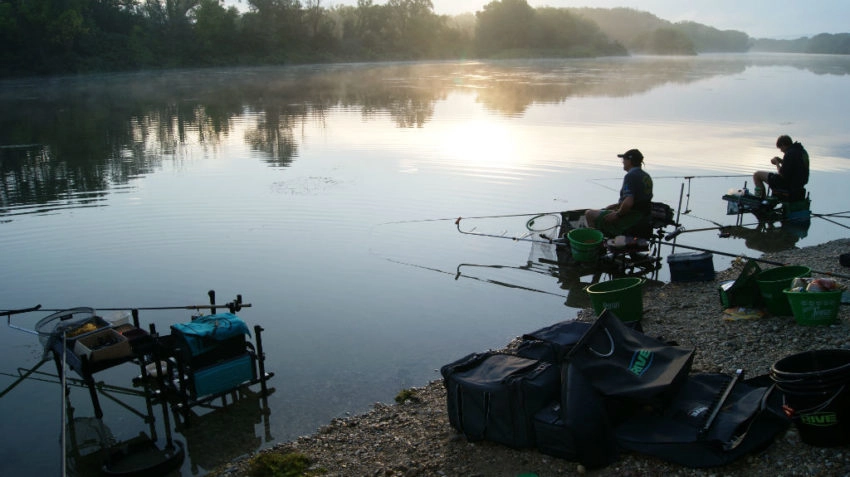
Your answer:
[614,372,790,468]
[565,309,694,407]
[516,319,592,363]
[440,351,559,449]
[534,362,619,469]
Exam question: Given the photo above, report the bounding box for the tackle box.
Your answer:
[73,328,133,362]
[667,252,715,282]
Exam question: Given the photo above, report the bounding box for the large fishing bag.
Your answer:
[515,320,592,363]
[565,309,694,411]
[533,363,620,469]
[441,351,559,448]
[614,373,790,467]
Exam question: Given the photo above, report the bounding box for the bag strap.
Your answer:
[588,328,615,358]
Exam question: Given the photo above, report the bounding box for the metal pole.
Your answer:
[60,331,67,477]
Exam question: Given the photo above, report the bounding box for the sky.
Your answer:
[225,0,849,39]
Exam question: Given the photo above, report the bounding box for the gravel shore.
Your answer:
[212,238,850,477]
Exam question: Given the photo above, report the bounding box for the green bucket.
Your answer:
[585,277,645,323]
[784,289,842,326]
[567,228,603,262]
[756,266,811,316]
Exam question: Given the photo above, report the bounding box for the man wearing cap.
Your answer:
[585,149,653,237]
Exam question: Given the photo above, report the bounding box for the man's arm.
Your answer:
[605,196,634,222]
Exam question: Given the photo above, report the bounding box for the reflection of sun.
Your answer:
[441,120,518,167]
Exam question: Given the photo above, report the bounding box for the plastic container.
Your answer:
[567,228,603,262]
[756,265,811,316]
[783,289,842,326]
[770,349,850,446]
[108,310,132,327]
[667,252,715,282]
[585,277,645,323]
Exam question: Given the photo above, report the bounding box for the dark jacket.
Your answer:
[780,142,809,192]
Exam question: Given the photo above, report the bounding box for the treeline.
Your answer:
[752,33,850,54]
[571,8,750,55]
[1,0,845,78]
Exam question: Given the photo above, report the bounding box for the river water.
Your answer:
[2,54,850,476]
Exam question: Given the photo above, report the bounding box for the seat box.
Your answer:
[668,252,715,282]
[192,353,255,397]
[73,328,133,362]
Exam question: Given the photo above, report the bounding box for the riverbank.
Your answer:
[212,238,850,477]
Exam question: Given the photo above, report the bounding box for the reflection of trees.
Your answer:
[0,55,843,215]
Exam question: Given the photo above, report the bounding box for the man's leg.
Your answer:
[752,171,770,198]
[584,209,601,228]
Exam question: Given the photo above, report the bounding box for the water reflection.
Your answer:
[723,220,811,253]
[5,55,850,218]
[1,361,273,476]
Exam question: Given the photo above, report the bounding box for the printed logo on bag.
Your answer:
[800,412,838,427]
[628,349,654,376]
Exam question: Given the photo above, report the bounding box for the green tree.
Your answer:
[635,27,696,55]
[192,0,240,62]
[475,0,536,57]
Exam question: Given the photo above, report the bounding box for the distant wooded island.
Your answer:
[1,0,848,78]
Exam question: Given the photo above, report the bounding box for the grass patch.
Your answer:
[395,388,421,403]
[247,451,313,477]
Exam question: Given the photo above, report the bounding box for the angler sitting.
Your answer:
[752,135,809,201]
[585,149,654,238]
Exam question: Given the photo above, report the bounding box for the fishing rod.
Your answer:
[385,257,570,300]
[664,221,768,240]
[455,217,565,245]
[379,210,566,226]
[656,240,850,280]
[22,302,252,314]
[812,214,850,231]
[0,359,50,399]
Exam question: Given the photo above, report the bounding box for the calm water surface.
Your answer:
[2,54,850,476]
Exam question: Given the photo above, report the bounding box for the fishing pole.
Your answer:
[455,217,564,245]
[656,240,850,280]
[664,221,766,240]
[813,210,850,218]
[385,257,570,300]
[379,211,566,226]
[21,302,252,313]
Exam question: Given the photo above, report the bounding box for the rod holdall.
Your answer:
[564,309,694,408]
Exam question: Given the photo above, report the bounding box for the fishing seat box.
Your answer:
[441,352,559,449]
[668,252,715,282]
[191,353,256,398]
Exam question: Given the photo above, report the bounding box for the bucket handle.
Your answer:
[582,277,647,294]
[588,328,615,358]
[783,384,846,418]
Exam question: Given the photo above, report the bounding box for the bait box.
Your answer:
[74,328,132,362]
[668,252,715,282]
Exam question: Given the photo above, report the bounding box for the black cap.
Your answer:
[617,149,643,163]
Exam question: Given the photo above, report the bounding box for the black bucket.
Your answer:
[770,349,850,447]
